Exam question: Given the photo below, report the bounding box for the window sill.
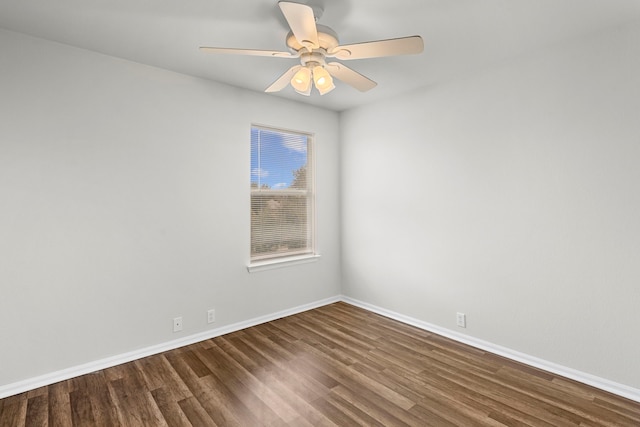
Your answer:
[247,254,321,273]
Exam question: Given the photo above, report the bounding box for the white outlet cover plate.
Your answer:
[173,316,183,332]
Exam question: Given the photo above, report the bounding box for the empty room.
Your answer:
[1,0,639,425]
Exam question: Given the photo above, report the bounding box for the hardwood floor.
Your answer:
[1,302,639,426]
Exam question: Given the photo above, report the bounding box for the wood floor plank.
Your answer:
[69,387,95,426]
[150,386,193,427]
[177,395,218,426]
[298,311,376,353]
[331,384,423,426]
[425,358,581,426]
[293,338,417,411]
[84,371,119,426]
[0,395,27,427]
[198,374,266,426]
[242,325,297,363]
[593,395,640,423]
[48,380,73,427]
[25,394,48,426]
[309,396,362,426]
[136,354,192,401]
[25,385,48,400]
[215,334,333,404]
[418,367,561,427]
[2,302,639,426]
[494,366,618,425]
[165,351,244,427]
[196,344,298,424]
[408,402,463,427]
[322,391,388,427]
[108,366,168,427]
[194,347,283,425]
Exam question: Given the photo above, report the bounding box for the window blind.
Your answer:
[250,126,314,261]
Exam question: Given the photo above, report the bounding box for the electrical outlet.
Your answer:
[173,316,183,332]
[207,309,215,324]
[456,312,466,328]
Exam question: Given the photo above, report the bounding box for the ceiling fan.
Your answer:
[199,1,424,96]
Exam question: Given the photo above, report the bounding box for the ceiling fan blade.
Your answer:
[199,46,297,58]
[329,36,424,60]
[326,62,377,92]
[278,1,319,50]
[265,65,301,92]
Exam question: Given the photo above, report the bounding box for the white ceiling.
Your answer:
[1,0,640,111]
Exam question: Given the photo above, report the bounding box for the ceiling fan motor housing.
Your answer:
[299,51,327,67]
[286,24,339,53]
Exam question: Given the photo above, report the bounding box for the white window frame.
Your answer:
[248,125,318,272]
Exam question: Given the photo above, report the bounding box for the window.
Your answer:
[250,125,315,265]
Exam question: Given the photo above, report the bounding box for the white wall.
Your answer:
[0,29,341,386]
[341,22,640,389]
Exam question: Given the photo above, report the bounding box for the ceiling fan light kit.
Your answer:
[291,63,335,96]
[199,1,424,96]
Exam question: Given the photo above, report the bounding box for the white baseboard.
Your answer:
[341,296,640,404]
[0,295,340,400]
[2,294,639,404]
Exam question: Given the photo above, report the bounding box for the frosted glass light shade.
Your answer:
[313,66,335,95]
[291,67,312,95]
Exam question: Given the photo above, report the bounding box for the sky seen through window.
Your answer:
[251,127,307,189]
